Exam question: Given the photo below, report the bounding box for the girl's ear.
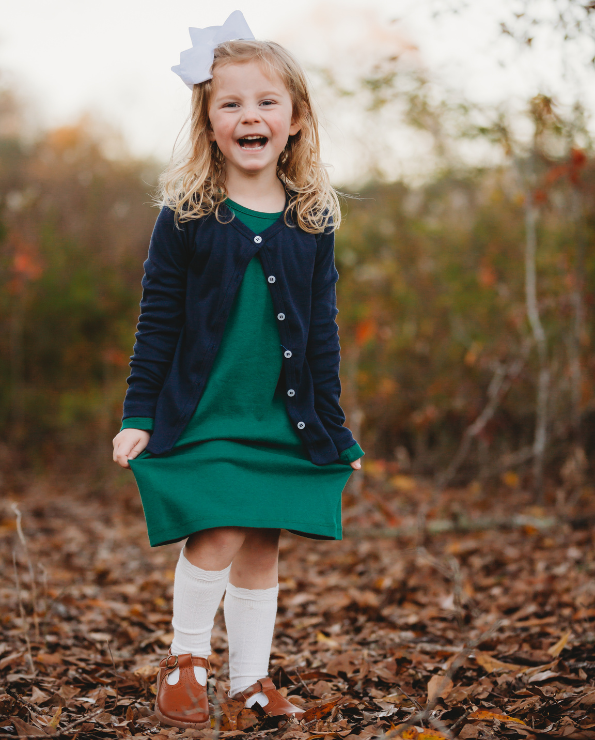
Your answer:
[207,125,216,142]
[289,113,301,137]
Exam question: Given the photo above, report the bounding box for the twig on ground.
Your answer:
[59,705,110,733]
[449,708,471,734]
[105,640,119,709]
[12,550,35,676]
[294,668,314,697]
[5,688,42,716]
[392,684,423,712]
[12,503,39,641]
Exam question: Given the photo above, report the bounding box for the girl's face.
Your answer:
[207,60,301,179]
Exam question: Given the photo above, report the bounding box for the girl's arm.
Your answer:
[306,224,364,465]
[122,207,192,421]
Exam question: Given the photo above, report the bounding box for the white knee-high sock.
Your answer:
[167,548,231,686]
[224,582,279,707]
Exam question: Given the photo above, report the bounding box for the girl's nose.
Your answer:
[241,105,262,124]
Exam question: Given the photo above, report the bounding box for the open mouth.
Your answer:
[237,135,268,151]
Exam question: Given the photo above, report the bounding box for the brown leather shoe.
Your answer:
[154,652,211,729]
[231,677,305,719]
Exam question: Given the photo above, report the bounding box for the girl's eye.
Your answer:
[223,102,239,108]
[261,100,276,106]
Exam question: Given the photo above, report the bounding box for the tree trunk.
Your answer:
[524,192,550,501]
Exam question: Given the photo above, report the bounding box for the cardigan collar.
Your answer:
[220,188,297,244]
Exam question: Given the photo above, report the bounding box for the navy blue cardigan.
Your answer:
[122,198,361,466]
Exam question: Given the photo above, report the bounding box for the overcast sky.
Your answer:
[1,0,593,183]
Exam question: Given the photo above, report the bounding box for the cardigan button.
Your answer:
[297,421,305,430]
[277,313,285,321]
[254,235,262,244]
[287,389,295,397]
[267,275,276,283]
[284,350,292,359]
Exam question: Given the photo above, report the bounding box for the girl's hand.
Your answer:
[350,458,362,470]
[113,429,150,469]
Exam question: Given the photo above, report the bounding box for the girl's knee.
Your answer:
[244,528,280,551]
[240,529,280,569]
[186,526,246,558]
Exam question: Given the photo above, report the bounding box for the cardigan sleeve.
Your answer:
[305,223,361,457]
[122,207,190,421]
[120,417,154,432]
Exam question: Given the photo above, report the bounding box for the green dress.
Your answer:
[123,199,364,547]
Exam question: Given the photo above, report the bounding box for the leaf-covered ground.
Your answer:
[2,463,595,739]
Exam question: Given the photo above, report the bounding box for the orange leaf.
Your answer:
[13,251,43,281]
[469,710,526,724]
[548,629,572,657]
[302,697,344,722]
[49,706,62,729]
[394,728,451,740]
[478,263,497,288]
[35,652,63,666]
[474,651,524,674]
[355,318,376,346]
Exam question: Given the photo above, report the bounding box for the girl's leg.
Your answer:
[168,526,247,686]
[224,528,281,706]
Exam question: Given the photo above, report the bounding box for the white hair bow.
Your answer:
[171,10,255,89]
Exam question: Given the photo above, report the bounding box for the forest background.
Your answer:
[1,0,594,500]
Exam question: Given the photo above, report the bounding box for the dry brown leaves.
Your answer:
[1,466,595,739]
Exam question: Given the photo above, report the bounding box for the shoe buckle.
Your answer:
[165,654,178,670]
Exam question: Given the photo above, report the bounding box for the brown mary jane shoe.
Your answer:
[232,677,305,719]
[155,652,211,729]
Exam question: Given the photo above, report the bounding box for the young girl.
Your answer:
[112,11,364,730]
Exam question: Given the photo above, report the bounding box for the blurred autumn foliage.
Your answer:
[0,62,594,492]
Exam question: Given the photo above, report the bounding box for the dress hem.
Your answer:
[146,515,342,547]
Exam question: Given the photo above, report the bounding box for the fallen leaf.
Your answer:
[58,685,79,700]
[236,708,260,730]
[302,697,344,722]
[29,686,49,704]
[326,653,361,677]
[0,652,24,671]
[458,726,482,739]
[48,706,62,729]
[9,717,47,737]
[469,710,526,724]
[396,727,451,739]
[474,651,524,674]
[34,652,63,666]
[133,664,160,681]
[426,675,454,703]
[316,631,341,649]
[548,629,572,657]
[528,669,559,683]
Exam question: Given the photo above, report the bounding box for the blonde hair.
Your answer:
[158,39,341,233]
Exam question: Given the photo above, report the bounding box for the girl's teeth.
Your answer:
[238,136,267,149]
